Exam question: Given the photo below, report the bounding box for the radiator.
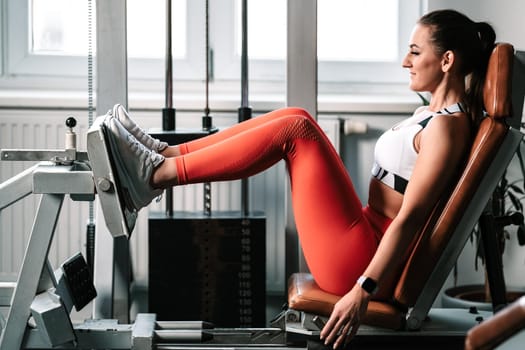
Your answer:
[0,109,340,293]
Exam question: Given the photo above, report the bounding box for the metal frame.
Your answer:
[0,161,94,349]
[285,0,317,281]
[0,119,296,350]
[92,0,131,323]
[277,307,493,339]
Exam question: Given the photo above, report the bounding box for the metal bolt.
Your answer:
[97,177,112,192]
[406,316,421,330]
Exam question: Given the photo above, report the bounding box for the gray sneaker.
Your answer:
[112,104,168,152]
[104,115,165,211]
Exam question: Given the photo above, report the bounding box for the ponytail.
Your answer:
[418,10,496,126]
[466,21,496,126]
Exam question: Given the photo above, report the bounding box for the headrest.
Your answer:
[483,43,514,118]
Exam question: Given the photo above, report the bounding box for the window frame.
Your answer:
[0,0,4,77]
[7,0,88,78]
[4,0,205,81]
[213,0,426,84]
[319,0,425,84]
[1,0,426,90]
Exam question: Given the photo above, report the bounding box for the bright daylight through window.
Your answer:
[28,0,416,83]
[31,0,187,58]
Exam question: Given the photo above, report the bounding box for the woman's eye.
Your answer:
[410,51,420,55]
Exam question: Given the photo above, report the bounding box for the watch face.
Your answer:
[359,276,377,294]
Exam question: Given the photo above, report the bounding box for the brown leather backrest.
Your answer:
[389,43,515,306]
[484,43,514,118]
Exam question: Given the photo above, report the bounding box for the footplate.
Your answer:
[87,116,136,237]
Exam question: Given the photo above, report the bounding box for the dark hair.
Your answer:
[418,9,496,126]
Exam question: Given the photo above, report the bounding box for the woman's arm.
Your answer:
[320,114,471,348]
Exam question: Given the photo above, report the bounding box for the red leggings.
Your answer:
[175,107,392,295]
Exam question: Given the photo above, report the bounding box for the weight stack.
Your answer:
[148,211,266,327]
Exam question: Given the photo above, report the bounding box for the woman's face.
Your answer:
[402,24,445,92]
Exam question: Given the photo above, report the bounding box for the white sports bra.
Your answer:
[372,102,465,194]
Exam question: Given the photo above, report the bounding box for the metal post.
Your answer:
[165,0,174,124]
[239,0,251,217]
[285,0,317,280]
[0,194,64,350]
[93,0,130,323]
[203,0,213,216]
[163,0,176,218]
[479,210,508,312]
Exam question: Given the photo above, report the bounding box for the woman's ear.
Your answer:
[441,50,455,72]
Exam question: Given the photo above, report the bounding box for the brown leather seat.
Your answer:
[287,43,518,331]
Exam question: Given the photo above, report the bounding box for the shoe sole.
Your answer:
[103,115,142,212]
[87,116,137,236]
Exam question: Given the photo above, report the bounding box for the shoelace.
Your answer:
[127,134,156,160]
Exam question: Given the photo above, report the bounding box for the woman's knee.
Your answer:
[266,108,322,142]
[286,107,315,121]
[270,107,314,122]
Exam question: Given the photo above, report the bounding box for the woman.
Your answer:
[104,9,496,348]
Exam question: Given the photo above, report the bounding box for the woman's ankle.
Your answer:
[160,145,181,158]
[151,158,179,188]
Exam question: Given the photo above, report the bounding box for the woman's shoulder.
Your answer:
[424,111,472,146]
[430,111,470,129]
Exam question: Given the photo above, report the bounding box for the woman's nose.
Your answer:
[402,54,411,68]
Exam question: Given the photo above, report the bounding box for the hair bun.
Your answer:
[476,21,496,52]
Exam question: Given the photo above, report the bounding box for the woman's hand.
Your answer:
[320,284,371,348]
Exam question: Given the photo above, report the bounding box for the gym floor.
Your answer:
[2,282,473,350]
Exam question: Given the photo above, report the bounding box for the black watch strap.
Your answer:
[357,275,378,295]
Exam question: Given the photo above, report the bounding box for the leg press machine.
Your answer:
[0,43,524,349]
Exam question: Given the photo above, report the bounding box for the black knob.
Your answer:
[66,117,77,128]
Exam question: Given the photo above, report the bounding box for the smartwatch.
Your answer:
[357,275,378,295]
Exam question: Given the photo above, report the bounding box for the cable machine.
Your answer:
[147,0,267,328]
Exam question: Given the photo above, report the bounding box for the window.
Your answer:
[236,0,398,62]
[0,3,3,77]
[6,0,93,78]
[230,0,422,83]
[32,0,186,59]
[318,1,399,62]
[219,0,424,83]
[3,0,424,87]
[318,0,422,83]
[32,0,93,56]
[6,0,201,80]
